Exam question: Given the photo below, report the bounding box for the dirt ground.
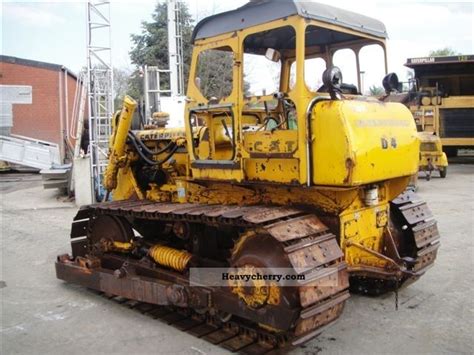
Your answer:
[1,165,473,354]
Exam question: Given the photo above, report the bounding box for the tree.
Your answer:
[369,85,384,96]
[429,48,459,57]
[195,49,234,99]
[129,1,251,101]
[129,1,194,95]
[113,67,132,108]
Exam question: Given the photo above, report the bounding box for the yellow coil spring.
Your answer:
[149,245,192,272]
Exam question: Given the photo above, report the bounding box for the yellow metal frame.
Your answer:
[410,95,474,148]
[108,13,421,279]
[185,15,390,186]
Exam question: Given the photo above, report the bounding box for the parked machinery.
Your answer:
[418,132,448,180]
[406,55,474,157]
[56,1,440,351]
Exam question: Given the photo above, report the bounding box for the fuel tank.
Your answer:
[311,99,419,186]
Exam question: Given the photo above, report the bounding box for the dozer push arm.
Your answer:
[103,95,137,192]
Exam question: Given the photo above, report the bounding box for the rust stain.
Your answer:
[343,158,354,184]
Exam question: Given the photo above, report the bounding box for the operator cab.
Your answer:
[186,0,395,184]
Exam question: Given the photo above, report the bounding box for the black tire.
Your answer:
[440,167,447,178]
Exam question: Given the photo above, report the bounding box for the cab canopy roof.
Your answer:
[192,0,387,43]
[405,55,474,68]
[405,55,474,77]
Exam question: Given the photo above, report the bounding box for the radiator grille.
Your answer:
[439,108,474,138]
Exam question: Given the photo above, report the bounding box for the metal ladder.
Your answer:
[86,1,114,202]
[143,66,171,124]
[143,0,185,125]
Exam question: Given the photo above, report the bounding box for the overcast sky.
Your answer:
[2,0,473,91]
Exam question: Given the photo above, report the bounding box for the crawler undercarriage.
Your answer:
[56,191,439,352]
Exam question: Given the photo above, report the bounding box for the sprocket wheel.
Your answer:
[89,215,134,251]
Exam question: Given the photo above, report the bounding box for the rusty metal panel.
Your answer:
[172,316,205,331]
[299,268,349,308]
[99,200,147,211]
[413,220,440,248]
[400,202,433,225]
[99,272,170,305]
[242,207,301,224]
[266,215,328,242]
[295,291,348,336]
[138,203,170,213]
[283,233,334,254]
[161,203,196,213]
[299,290,349,319]
[128,201,157,212]
[71,238,88,258]
[220,206,255,219]
[55,261,101,289]
[97,200,124,207]
[70,220,89,238]
[186,205,218,216]
[203,327,239,344]
[239,341,275,354]
[204,206,242,218]
[287,238,343,273]
[172,204,211,215]
[391,190,419,205]
[116,200,152,212]
[187,323,220,337]
[221,334,256,352]
[414,242,440,272]
[144,203,184,214]
[94,200,133,209]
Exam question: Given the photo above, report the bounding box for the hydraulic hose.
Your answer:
[128,131,175,156]
[128,134,179,166]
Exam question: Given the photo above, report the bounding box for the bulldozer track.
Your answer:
[351,190,440,295]
[391,190,440,276]
[89,290,345,354]
[59,200,350,352]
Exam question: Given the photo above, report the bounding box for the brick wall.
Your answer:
[0,61,79,161]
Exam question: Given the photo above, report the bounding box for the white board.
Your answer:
[0,85,33,104]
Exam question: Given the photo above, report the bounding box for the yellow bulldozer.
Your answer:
[56,1,440,352]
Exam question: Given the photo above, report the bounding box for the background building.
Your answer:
[1,55,81,162]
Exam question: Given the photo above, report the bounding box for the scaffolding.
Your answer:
[143,65,171,123]
[167,0,185,97]
[86,1,114,202]
[143,0,185,126]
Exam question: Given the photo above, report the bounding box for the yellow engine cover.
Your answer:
[312,100,419,186]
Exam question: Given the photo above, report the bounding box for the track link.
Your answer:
[391,190,440,277]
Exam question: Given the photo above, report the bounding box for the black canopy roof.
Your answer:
[405,55,474,68]
[192,0,387,43]
[405,55,474,78]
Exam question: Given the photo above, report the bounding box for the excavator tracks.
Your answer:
[57,200,350,352]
